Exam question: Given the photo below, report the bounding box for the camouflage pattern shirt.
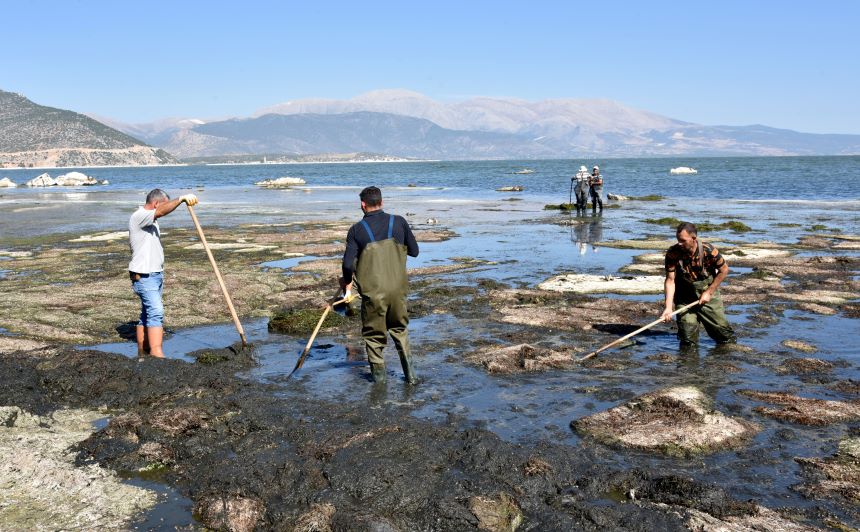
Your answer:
[664,241,725,282]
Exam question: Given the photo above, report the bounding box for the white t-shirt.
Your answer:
[128,207,163,273]
[575,170,590,185]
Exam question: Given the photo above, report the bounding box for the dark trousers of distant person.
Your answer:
[590,185,603,211]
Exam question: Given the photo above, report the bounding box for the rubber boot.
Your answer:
[370,363,387,384]
[399,354,418,385]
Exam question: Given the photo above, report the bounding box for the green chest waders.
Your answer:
[354,215,416,383]
[674,242,736,346]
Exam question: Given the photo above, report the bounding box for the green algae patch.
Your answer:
[629,194,664,201]
[268,307,346,335]
[543,203,575,211]
[195,351,231,364]
[642,218,751,233]
[643,217,683,227]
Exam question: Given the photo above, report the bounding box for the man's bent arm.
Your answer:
[661,270,676,321]
[154,198,184,219]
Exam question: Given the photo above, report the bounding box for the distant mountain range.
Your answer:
[117,89,860,159]
[0,90,176,168]
[2,88,859,167]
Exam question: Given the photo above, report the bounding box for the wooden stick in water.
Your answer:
[578,301,699,362]
[290,293,350,376]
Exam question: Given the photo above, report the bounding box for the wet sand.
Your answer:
[1,187,859,529]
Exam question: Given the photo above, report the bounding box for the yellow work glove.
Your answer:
[180,194,199,206]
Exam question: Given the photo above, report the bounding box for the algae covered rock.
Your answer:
[572,386,760,456]
[781,339,818,353]
[795,437,860,504]
[268,307,347,335]
[543,203,575,211]
[464,343,575,374]
[738,390,860,425]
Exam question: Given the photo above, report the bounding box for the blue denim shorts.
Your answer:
[131,271,164,327]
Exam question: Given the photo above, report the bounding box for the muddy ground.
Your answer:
[1,192,860,530]
[0,343,831,531]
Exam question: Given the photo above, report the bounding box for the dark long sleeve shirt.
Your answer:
[342,209,419,280]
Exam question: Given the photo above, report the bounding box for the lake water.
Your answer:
[2,155,860,199]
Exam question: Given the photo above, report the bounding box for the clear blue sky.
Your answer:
[2,0,857,133]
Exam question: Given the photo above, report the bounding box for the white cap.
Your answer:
[593,165,599,171]
[579,165,587,172]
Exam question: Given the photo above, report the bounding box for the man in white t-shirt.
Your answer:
[129,189,198,358]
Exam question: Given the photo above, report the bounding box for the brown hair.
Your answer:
[676,222,697,237]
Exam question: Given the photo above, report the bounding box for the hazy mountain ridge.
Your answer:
[0,90,177,167]
[89,89,860,160]
[162,112,557,159]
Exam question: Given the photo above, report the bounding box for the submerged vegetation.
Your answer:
[642,217,752,233]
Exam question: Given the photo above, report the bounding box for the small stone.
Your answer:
[782,339,817,353]
[469,493,523,531]
[194,495,264,532]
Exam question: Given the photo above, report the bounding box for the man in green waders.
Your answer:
[661,222,736,347]
[340,186,420,384]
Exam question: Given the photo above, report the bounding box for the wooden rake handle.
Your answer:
[578,301,699,362]
[290,292,354,376]
[187,204,247,347]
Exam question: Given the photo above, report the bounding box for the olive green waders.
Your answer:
[674,276,736,346]
[354,216,417,384]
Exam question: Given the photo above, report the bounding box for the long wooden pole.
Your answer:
[290,293,350,376]
[186,204,247,347]
[578,301,699,362]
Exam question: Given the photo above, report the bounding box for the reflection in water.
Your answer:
[571,213,604,256]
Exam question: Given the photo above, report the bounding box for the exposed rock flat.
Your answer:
[573,386,760,456]
[0,407,155,529]
[539,273,663,294]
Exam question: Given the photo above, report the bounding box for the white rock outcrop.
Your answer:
[0,177,17,187]
[607,193,628,200]
[25,173,56,187]
[670,166,698,175]
[254,176,306,187]
[55,171,99,186]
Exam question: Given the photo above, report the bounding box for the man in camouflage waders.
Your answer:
[341,186,420,384]
[661,222,736,347]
